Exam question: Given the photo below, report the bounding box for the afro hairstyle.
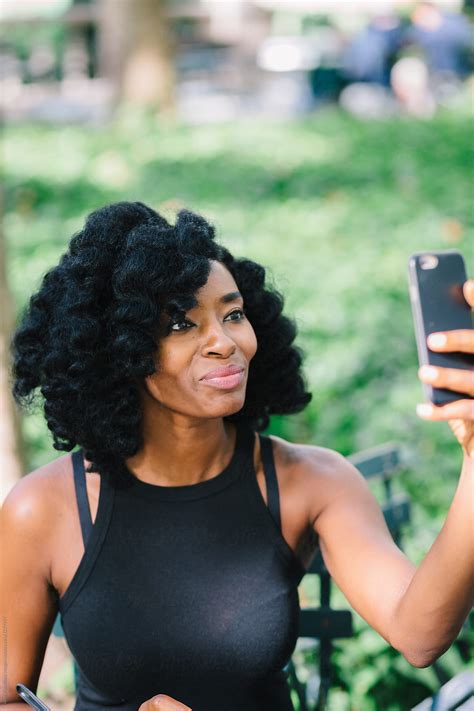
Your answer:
[11,201,312,486]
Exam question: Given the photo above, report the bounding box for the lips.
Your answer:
[201,365,244,381]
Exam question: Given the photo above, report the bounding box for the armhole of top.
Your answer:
[258,434,282,532]
[71,449,93,547]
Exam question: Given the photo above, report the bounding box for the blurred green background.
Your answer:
[2,0,474,708]
[3,105,473,709]
[5,108,473,492]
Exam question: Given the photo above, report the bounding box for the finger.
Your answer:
[419,365,474,397]
[416,399,474,421]
[139,696,192,711]
[448,418,474,446]
[152,697,191,711]
[463,278,474,309]
[427,330,474,354]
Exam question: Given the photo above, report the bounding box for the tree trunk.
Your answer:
[0,193,25,503]
[99,0,175,113]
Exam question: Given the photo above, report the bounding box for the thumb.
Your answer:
[138,694,192,711]
[463,278,474,309]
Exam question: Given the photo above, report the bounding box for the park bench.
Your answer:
[286,441,412,711]
[286,441,473,711]
[411,670,474,711]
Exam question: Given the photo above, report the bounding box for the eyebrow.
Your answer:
[193,290,243,307]
[219,291,243,304]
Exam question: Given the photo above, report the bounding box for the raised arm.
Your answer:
[0,475,58,706]
[307,443,473,669]
[306,278,474,669]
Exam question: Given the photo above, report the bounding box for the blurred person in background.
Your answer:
[339,1,472,118]
[341,3,403,87]
[338,4,403,118]
[399,1,473,109]
[390,56,437,117]
[406,1,472,79]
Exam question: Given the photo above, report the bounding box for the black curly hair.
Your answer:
[11,201,312,486]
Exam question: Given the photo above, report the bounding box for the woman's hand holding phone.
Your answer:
[417,278,474,458]
[138,694,192,711]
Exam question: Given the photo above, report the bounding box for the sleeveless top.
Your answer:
[58,421,306,711]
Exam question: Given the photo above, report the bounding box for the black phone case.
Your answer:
[408,250,473,405]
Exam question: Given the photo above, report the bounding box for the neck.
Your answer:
[125,403,236,487]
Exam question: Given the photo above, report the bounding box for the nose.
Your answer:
[201,320,237,357]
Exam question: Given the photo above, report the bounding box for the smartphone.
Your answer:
[408,250,473,406]
[16,684,50,711]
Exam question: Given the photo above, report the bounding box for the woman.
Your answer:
[2,201,473,711]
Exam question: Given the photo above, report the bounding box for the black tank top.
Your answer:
[58,420,306,711]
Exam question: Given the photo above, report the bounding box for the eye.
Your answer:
[169,318,193,332]
[168,308,245,333]
[224,308,245,322]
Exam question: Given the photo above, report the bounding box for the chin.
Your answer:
[206,396,245,417]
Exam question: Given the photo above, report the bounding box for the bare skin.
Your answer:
[1,265,473,708]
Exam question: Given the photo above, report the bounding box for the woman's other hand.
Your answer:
[417,278,474,458]
[138,694,192,711]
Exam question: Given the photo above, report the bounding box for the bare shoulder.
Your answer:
[1,454,73,573]
[268,431,351,486]
[3,452,73,511]
[268,433,364,523]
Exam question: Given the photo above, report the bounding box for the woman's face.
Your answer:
[144,260,258,419]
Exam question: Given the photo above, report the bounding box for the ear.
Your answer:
[143,369,161,401]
